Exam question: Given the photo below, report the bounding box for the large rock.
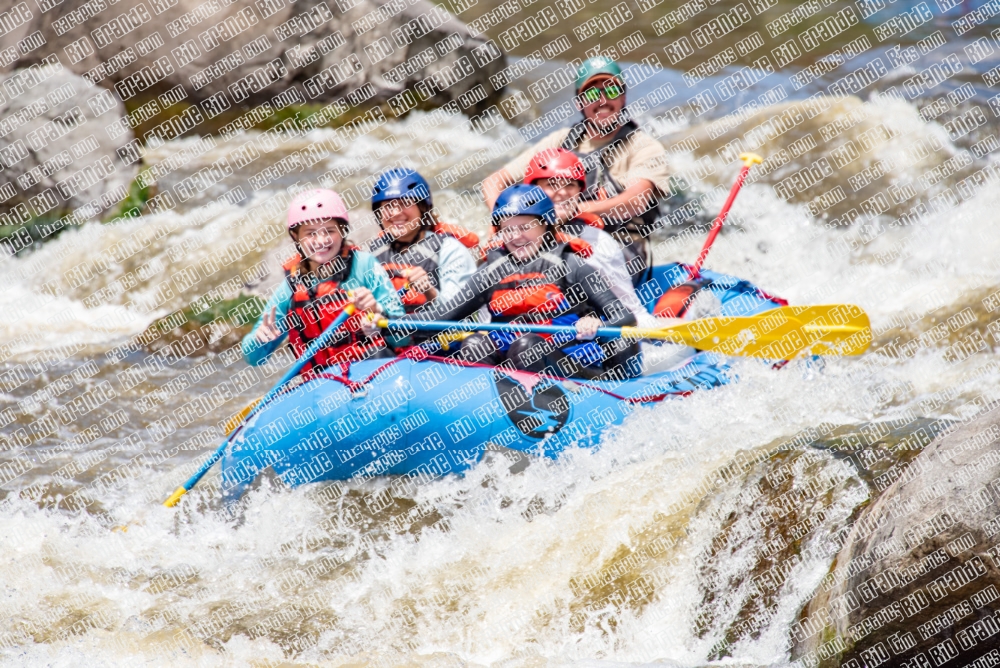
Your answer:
[794,406,1000,667]
[1,0,504,117]
[0,65,137,232]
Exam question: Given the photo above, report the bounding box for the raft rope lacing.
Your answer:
[230,278,788,439]
[312,347,693,404]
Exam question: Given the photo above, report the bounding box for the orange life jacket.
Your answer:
[282,250,384,373]
[555,231,592,259]
[486,238,592,324]
[435,222,479,249]
[573,211,604,230]
[652,276,714,318]
[369,223,480,312]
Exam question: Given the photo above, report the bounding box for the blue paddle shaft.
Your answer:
[179,306,357,493]
[383,319,619,339]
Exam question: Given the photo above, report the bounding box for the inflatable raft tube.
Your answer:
[220,264,785,499]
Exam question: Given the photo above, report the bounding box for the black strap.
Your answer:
[288,250,355,301]
[559,120,640,198]
[371,231,443,288]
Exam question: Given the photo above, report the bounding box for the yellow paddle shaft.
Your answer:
[376,305,871,359]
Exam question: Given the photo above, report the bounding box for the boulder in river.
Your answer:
[794,405,1000,667]
[0,65,138,251]
[141,294,266,358]
[0,0,505,116]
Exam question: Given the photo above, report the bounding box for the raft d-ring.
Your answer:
[350,385,369,400]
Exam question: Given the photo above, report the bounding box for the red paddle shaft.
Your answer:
[689,152,763,280]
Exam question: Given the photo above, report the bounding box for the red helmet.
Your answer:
[523,148,586,188]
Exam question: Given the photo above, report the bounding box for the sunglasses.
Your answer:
[581,83,624,104]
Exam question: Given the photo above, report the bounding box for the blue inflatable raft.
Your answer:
[221,264,785,499]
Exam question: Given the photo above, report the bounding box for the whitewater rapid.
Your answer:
[2,90,1000,666]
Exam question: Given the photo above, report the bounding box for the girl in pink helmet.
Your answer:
[241,189,407,373]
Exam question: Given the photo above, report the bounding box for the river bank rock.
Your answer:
[141,294,266,358]
[0,66,137,249]
[793,406,1000,667]
[1,0,504,118]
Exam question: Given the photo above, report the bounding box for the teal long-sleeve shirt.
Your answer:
[241,251,407,366]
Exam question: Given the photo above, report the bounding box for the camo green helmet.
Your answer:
[574,56,624,92]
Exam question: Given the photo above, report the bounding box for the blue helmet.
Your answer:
[371,168,432,209]
[491,184,557,227]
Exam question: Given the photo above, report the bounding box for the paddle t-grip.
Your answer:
[689,152,762,280]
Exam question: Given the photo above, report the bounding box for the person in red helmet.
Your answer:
[482,56,672,283]
[241,189,407,373]
[524,148,660,328]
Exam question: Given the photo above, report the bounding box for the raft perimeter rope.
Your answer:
[315,352,691,404]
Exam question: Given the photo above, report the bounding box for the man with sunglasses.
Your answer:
[483,56,672,285]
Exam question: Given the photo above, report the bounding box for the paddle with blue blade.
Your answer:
[163,304,359,507]
[211,282,417,437]
[377,304,872,359]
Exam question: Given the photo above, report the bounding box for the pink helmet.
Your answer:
[286,189,349,229]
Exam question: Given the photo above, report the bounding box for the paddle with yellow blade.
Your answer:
[163,304,358,507]
[377,304,872,359]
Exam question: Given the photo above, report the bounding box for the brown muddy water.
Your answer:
[3,0,1000,665]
